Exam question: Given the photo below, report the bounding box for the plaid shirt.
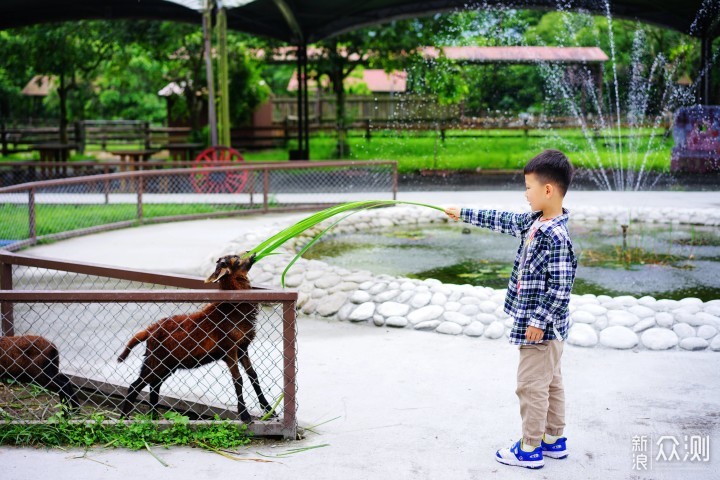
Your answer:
[460,207,577,345]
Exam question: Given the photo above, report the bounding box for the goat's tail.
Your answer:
[117,329,150,363]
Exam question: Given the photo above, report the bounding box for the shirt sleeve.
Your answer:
[459,208,529,238]
[528,236,576,331]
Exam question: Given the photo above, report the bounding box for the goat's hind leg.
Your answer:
[47,373,79,411]
[224,352,251,423]
[147,371,172,419]
[239,350,275,418]
[121,361,162,416]
[121,375,148,416]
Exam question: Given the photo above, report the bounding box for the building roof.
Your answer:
[0,1,716,42]
[21,75,56,96]
[287,69,407,93]
[423,46,609,63]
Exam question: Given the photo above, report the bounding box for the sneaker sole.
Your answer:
[495,454,544,469]
[543,451,569,459]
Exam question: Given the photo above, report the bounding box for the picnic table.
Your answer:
[111,149,158,167]
[110,149,158,191]
[33,143,75,177]
[165,143,204,162]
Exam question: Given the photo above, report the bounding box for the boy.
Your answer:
[445,149,577,470]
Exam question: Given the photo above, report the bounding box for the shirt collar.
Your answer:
[530,208,570,233]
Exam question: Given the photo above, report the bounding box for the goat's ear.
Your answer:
[205,266,230,283]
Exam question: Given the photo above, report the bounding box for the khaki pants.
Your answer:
[516,340,565,447]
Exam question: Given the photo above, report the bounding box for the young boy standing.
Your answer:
[445,149,577,470]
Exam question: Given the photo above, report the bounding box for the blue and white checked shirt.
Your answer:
[460,207,578,345]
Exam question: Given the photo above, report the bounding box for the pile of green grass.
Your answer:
[0,409,251,453]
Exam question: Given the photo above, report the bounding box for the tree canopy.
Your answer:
[0,8,714,135]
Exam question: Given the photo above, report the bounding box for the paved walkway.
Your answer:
[4,191,720,480]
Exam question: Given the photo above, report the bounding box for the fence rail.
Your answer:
[0,251,298,438]
[0,160,397,250]
[2,113,673,156]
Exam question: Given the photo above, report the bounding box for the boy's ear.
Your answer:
[545,183,554,197]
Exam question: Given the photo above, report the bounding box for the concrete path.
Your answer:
[4,190,720,480]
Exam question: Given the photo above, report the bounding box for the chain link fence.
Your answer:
[0,161,396,250]
[0,252,297,438]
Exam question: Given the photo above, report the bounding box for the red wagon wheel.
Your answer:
[191,146,249,194]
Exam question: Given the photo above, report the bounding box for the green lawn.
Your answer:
[243,129,674,173]
[0,203,255,240]
[1,128,675,174]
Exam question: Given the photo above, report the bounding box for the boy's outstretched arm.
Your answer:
[445,206,529,238]
[528,236,576,334]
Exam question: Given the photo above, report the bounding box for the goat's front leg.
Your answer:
[224,351,251,423]
[239,349,274,417]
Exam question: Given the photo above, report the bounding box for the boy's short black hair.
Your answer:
[524,149,574,197]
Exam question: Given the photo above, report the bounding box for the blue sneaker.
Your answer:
[541,436,569,459]
[495,440,544,469]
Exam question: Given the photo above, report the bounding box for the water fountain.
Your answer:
[527,0,715,191]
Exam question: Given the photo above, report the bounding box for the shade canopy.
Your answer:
[0,0,717,41]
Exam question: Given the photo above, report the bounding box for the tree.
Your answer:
[11,21,127,142]
[307,15,464,157]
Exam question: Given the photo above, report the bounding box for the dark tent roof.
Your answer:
[0,0,717,41]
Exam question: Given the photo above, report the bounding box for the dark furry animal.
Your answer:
[0,335,79,410]
[118,253,273,422]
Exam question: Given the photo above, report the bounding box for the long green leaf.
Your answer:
[280,209,361,287]
[247,200,445,278]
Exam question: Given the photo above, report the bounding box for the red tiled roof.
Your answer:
[21,75,56,96]
[288,69,406,93]
[259,46,608,64]
[422,46,609,63]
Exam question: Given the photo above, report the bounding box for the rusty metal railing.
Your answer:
[0,160,397,251]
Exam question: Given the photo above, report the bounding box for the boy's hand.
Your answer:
[445,206,460,221]
[526,326,544,342]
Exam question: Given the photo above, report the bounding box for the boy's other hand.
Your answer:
[445,206,460,221]
[526,326,544,342]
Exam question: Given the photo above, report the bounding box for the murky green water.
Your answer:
[304,221,720,301]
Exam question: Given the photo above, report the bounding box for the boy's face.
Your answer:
[525,173,549,211]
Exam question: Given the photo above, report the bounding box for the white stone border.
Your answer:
[206,205,720,352]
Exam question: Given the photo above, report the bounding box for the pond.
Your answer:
[304,221,720,301]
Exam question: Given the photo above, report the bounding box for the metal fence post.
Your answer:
[282,300,297,439]
[143,121,151,149]
[263,167,269,212]
[104,165,110,204]
[392,162,398,200]
[0,260,13,336]
[1,122,8,157]
[28,187,36,242]
[137,175,144,220]
[74,121,85,154]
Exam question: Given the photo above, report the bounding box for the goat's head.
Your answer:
[205,253,256,283]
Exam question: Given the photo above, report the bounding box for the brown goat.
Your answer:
[117,253,273,421]
[0,335,79,410]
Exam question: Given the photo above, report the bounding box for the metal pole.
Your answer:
[137,176,144,220]
[203,0,219,146]
[217,5,231,147]
[263,168,269,211]
[0,261,13,336]
[282,300,297,439]
[294,44,305,159]
[392,162,398,200]
[302,43,310,159]
[28,188,36,242]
